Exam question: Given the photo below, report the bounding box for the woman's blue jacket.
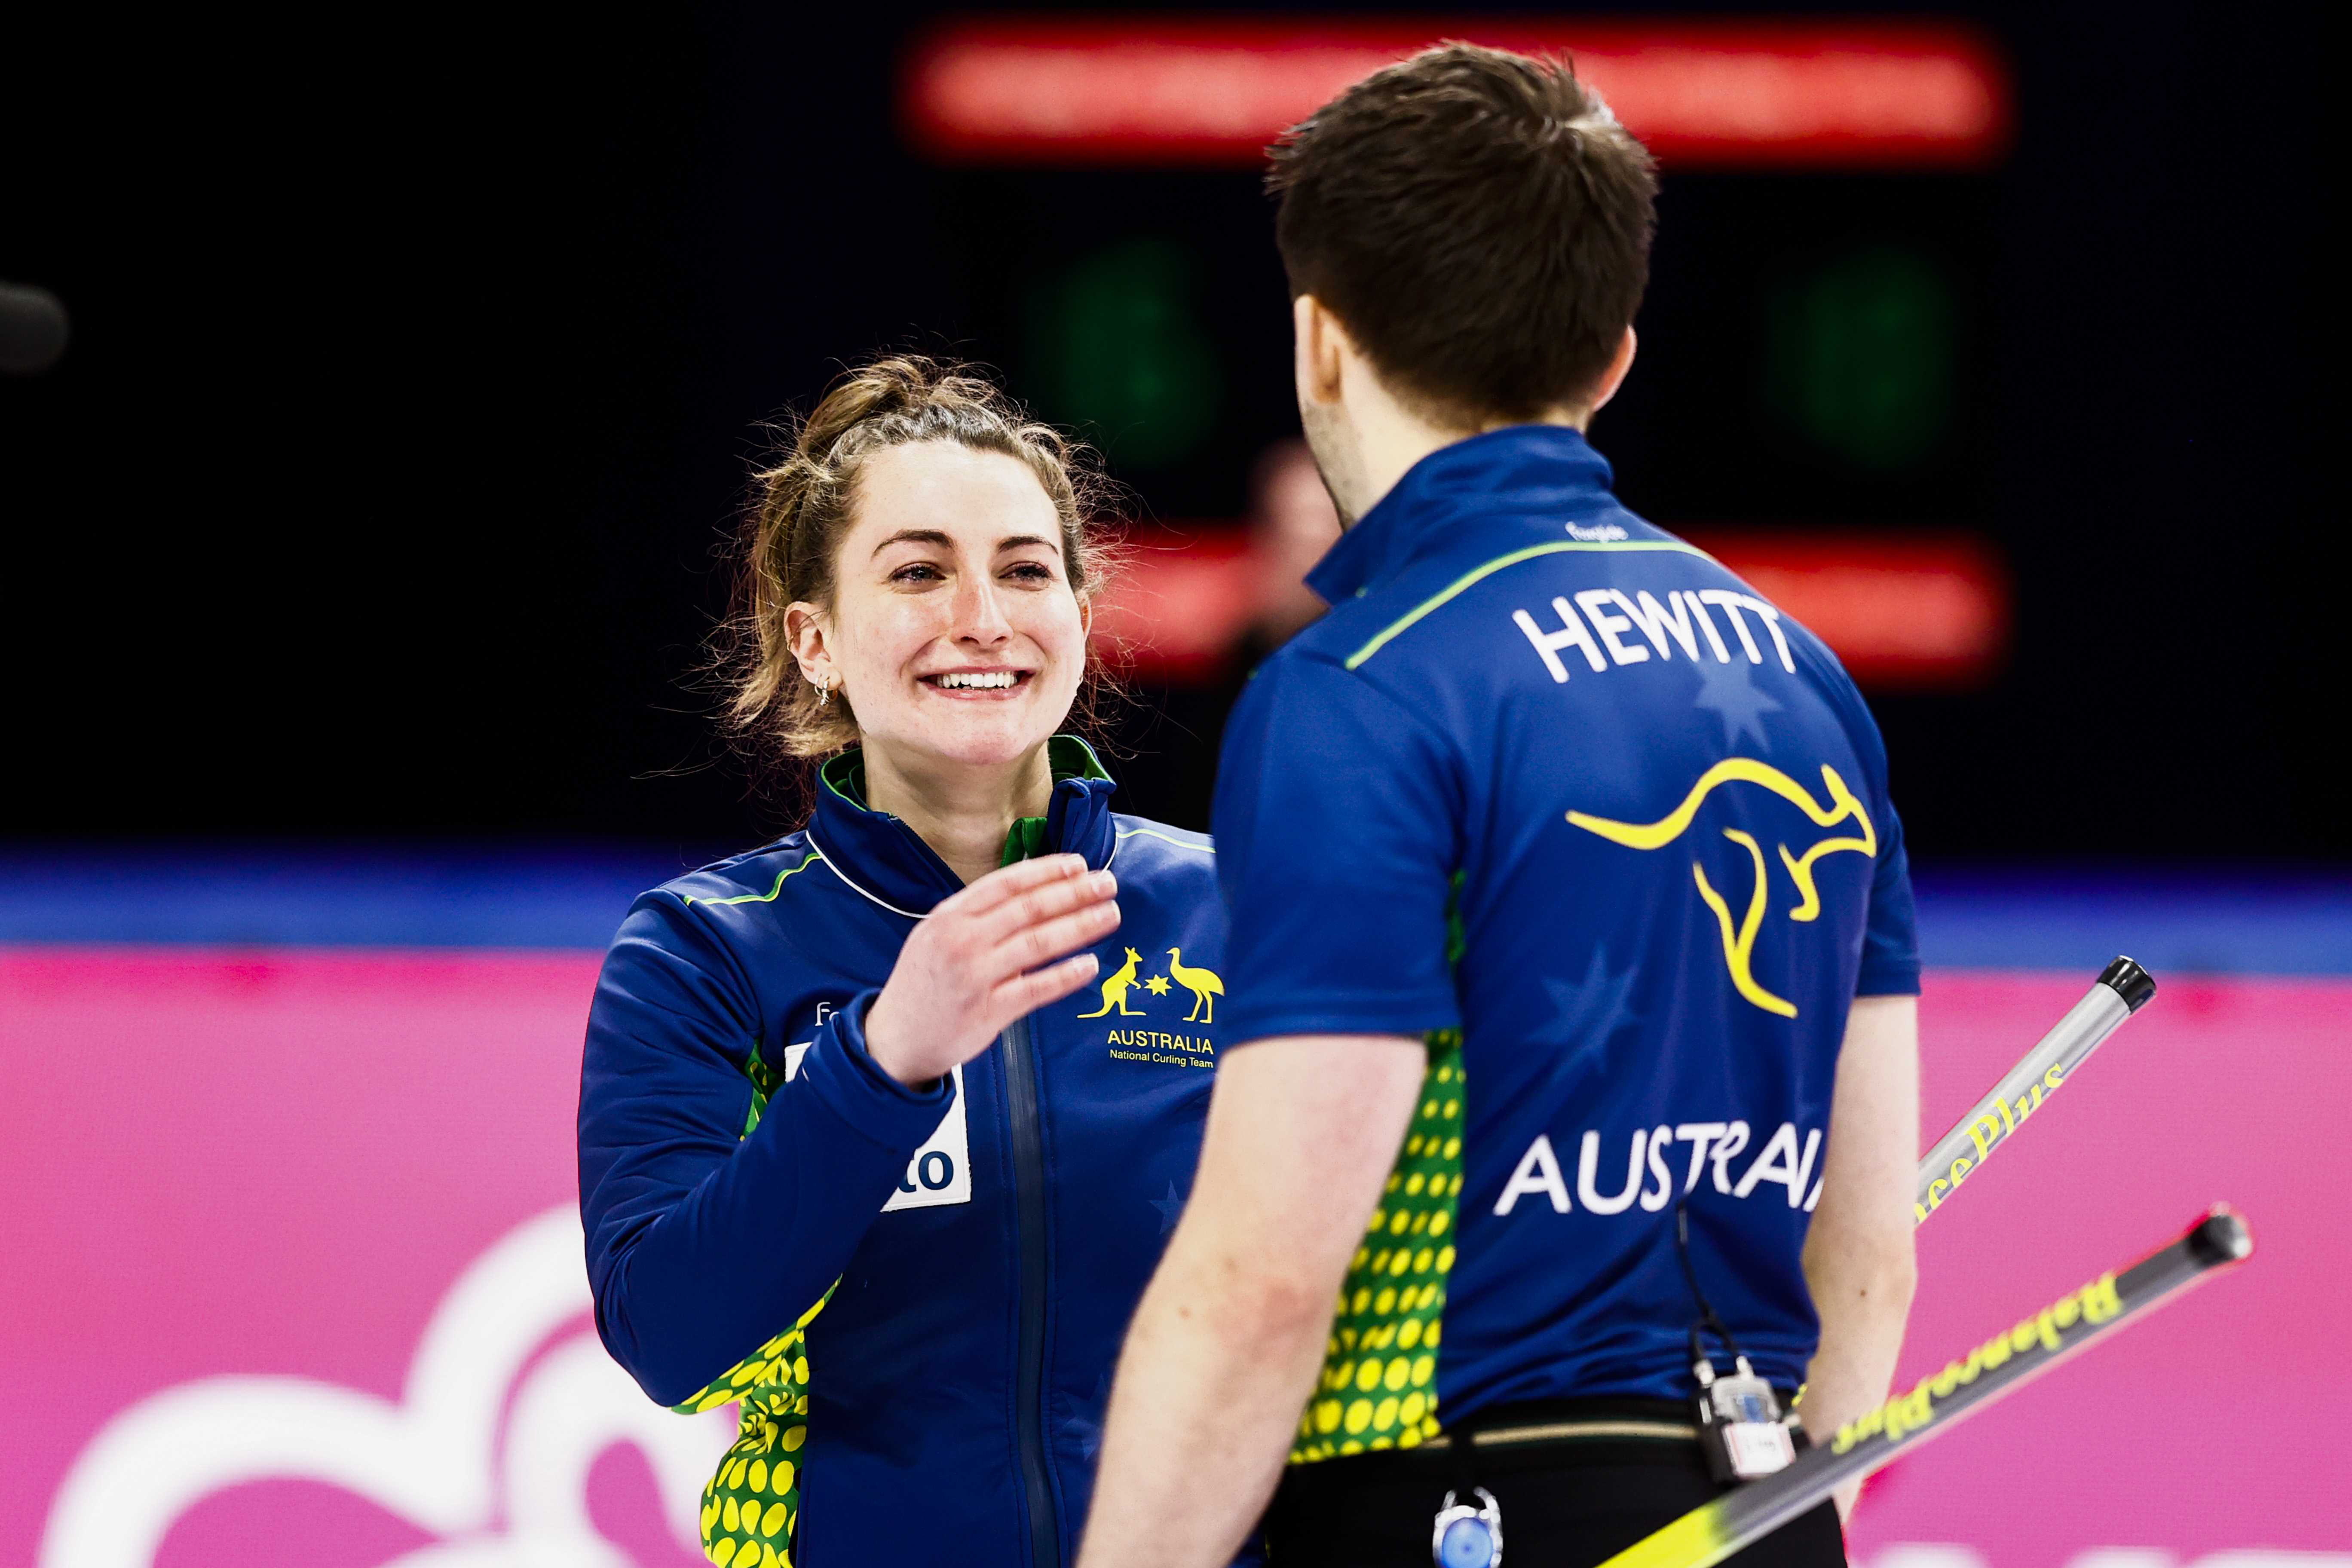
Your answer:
[579,742,1231,1568]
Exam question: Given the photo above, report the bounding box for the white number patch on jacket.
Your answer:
[781,1044,973,1211]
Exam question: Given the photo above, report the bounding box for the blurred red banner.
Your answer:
[1090,529,1256,683]
[1690,529,2010,690]
[903,17,2010,169]
[1090,526,2009,690]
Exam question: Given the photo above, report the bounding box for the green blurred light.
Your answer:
[1027,237,1221,469]
[1766,245,1954,471]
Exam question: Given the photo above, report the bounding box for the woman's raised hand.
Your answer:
[864,854,1118,1087]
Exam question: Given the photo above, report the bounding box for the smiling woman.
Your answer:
[725,358,1116,766]
[578,355,1253,1567]
[781,438,1094,879]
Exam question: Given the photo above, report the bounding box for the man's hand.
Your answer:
[865,854,1117,1086]
[1800,993,1920,1519]
[1076,1033,1427,1568]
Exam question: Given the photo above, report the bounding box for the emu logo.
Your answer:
[1567,758,1876,1019]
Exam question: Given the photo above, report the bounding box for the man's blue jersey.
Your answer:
[1214,426,1919,1447]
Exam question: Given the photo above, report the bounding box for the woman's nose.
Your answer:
[952,577,1012,642]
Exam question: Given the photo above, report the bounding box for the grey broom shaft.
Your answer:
[1916,959,2151,1216]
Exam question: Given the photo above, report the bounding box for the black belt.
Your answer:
[1277,1394,1805,1488]
[1266,1397,1833,1568]
[1424,1396,1701,1455]
[1274,1397,1702,1503]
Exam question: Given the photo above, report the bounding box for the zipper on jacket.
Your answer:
[1001,1015,1061,1568]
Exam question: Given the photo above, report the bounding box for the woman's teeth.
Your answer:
[931,671,1019,690]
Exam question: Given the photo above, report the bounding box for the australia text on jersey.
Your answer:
[1493,1119,1826,1219]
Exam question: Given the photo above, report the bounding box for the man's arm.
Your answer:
[1077,1034,1428,1568]
[1798,992,1920,1513]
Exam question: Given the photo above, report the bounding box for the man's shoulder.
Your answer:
[1305,512,1726,676]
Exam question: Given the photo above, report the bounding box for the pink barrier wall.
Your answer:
[3,951,2344,1567]
[1853,974,2346,1568]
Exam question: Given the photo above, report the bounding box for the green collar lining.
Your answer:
[819,737,1111,867]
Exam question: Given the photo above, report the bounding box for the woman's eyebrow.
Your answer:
[870,527,952,557]
[870,528,1061,558]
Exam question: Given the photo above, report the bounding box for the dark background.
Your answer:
[2,2,2334,864]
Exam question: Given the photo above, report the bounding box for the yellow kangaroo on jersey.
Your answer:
[1078,946,1146,1019]
[1566,759,1876,1019]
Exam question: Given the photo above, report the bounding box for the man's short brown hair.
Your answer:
[1268,43,1658,428]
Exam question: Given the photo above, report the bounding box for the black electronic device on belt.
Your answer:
[1678,1203,1796,1484]
[1690,1335,1794,1483]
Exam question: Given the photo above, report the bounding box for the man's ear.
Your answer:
[1293,294,1350,408]
[1585,326,1638,416]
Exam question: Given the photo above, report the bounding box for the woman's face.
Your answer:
[796,440,1089,775]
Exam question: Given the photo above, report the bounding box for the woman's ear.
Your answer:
[785,601,833,689]
[1076,591,1094,643]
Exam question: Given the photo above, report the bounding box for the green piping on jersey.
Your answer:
[684,852,823,909]
[1344,539,1715,670]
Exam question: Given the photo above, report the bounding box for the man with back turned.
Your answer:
[1080,44,1921,1568]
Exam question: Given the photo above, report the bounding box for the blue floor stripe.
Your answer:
[0,848,2344,973]
[1910,867,2352,976]
[0,844,706,950]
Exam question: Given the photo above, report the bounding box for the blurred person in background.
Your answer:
[1082,46,1917,1568]
[578,357,1252,1568]
[1154,439,1346,818]
[1243,438,1345,653]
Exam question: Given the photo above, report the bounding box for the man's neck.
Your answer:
[1344,404,1589,527]
[861,742,1057,886]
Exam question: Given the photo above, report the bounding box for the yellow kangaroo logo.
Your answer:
[1567,759,1876,1019]
[1165,948,1224,1024]
[1078,947,1146,1018]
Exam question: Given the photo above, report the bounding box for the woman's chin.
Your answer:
[874,710,1061,773]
